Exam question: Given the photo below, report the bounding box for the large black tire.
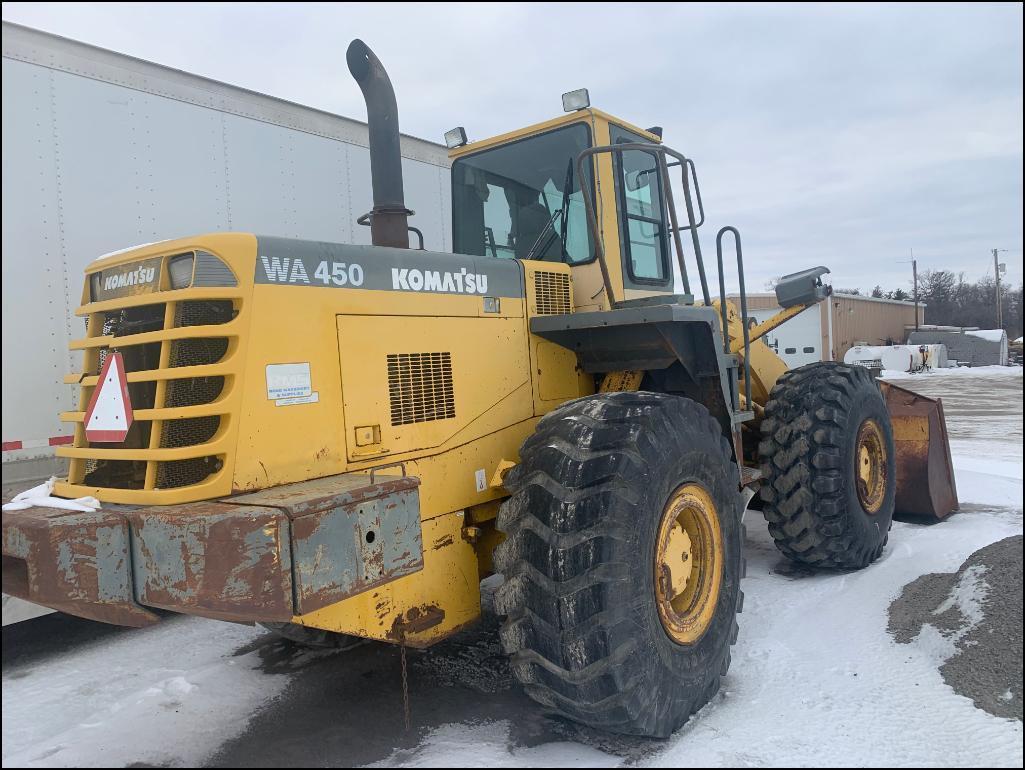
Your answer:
[758,362,896,569]
[494,392,744,738]
[259,622,366,650]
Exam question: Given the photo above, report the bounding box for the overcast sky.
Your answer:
[3,2,1022,294]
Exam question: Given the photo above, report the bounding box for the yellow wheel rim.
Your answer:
[855,418,887,514]
[654,483,723,645]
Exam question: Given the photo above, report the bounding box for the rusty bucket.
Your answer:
[879,380,959,519]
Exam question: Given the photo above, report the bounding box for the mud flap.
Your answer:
[880,381,959,519]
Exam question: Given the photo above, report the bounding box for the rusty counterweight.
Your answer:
[2,473,423,627]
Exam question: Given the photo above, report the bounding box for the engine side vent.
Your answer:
[534,271,571,315]
[387,352,455,426]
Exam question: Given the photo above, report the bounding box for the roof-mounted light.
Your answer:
[444,126,468,149]
[561,88,590,112]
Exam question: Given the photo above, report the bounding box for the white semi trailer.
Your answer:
[1,20,452,483]
[1,21,452,624]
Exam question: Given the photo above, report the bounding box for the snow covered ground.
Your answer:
[2,368,1022,768]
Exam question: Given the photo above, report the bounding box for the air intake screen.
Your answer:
[534,271,571,315]
[387,352,455,426]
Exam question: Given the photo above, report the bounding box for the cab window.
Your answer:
[611,126,670,284]
[452,123,593,263]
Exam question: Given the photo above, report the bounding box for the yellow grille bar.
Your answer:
[70,322,240,350]
[75,287,244,316]
[61,402,234,423]
[57,433,232,461]
[64,363,236,386]
[54,474,228,506]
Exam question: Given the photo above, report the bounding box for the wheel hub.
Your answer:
[654,483,723,645]
[855,418,887,514]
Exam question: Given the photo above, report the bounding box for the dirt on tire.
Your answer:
[494,391,745,738]
[759,361,896,569]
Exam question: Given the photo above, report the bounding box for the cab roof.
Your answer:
[447,108,662,160]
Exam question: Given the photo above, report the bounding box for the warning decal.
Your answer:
[84,351,134,443]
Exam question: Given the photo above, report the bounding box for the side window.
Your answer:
[612,128,670,284]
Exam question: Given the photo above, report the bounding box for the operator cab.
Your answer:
[448,108,686,313]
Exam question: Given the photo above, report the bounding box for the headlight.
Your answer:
[89,273,103,302]
[168,254,195,289]
[444,127,468,149]
[561,88,590,112]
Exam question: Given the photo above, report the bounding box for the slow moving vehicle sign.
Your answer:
[84,351,134,443]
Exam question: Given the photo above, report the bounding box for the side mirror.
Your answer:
[775,266,832,308]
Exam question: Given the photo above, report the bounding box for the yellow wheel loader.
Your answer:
[1,41,958,738]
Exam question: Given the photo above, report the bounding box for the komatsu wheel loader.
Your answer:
[1,40,958,738]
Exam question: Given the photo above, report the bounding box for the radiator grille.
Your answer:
[157,456,222,489]
[533,271,571,315]
[387,352,455,426]
[175,299,235,328]
[169,338,229,368]
[65,253,239,496]
[160,416,220,449]
[165,376,225,408]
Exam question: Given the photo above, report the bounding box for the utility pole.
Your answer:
[912,251,919,331]
[993,248,1008,329]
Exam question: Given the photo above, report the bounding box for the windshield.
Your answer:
[451,123,593,263]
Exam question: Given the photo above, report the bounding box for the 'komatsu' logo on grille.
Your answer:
[104,265,156,290]
[391,268,489,294]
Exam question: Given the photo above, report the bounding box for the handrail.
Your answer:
[575,142,709,308]
[716,226,751,411]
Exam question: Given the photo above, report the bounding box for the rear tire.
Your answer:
[758,362,896,569]
[259,622,366,650]
[495,392,744,738]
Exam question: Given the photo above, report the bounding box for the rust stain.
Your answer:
[1,505,159,627]
[432,534,454,550]
[387,604,446,642]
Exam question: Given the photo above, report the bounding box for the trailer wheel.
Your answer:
[259,622,366,650]
[758,361,895,569]
[495,392,744,738]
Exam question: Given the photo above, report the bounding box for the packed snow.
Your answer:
[2,368,1022,768]
[882,364,1022,379]
[965,329,1008,343]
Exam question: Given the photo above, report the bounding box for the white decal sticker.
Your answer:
[276,392,320,407]
[391,267,489,294]
[266,363,312,400]
[475,468,487,493]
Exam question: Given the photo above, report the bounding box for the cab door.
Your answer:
[610,126,675,300]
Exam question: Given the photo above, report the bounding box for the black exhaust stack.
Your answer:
[347,39,411,249]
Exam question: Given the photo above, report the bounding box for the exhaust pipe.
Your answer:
[346,39,411,249]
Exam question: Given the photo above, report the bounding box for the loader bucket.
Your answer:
[879,380,959,519]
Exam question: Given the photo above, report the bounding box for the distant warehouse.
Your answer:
[907,326,1009,367]
[728,292,925,368]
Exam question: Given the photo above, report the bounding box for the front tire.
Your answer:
[495,392,744,738]
[758,362,896,569]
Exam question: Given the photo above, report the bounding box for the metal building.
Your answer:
[1,21,452,482]
[729,292,925,367]
[908,327,1009,367]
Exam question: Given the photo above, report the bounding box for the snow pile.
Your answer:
[966,329,1007,343]
[882,364,1022,379]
